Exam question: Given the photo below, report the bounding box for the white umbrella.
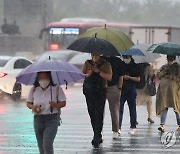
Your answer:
[132,43,161,63]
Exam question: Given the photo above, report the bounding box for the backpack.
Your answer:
[32,86,62,126]
[136,64,149,89]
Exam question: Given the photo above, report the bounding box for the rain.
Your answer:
[0,0,180,153]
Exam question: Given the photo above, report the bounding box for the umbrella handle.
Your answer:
[50,85,53,113]
[64,80,68,89]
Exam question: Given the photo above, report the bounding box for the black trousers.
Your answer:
[85,92,106,142]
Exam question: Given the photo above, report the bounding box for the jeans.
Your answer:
[161,108,180,125]
[106,85,121,132]
[85,91,106,143]
[34,113,58,154]
[119,85,137,129]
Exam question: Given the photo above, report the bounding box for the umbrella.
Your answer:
[132,43,161,63]
[120,48,145,56]
[16,58,85,113]
[147,42,180,56]
[16,59,85,86]
[67,36,120,56]
[79,25,134,51]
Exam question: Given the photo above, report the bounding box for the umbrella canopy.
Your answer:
[67,36,120,56]
[16,59,85,86]
[120,48,145,56]
[79,26,134,51]
[147,42,180,56]
[132,43,161,63]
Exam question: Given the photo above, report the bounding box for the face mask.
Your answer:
[168,61,174,65]
[124,59,131,64]
[39,80,50,88]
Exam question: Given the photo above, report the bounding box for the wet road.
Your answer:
[0,85,179,154]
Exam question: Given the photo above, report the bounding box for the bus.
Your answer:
[39,18,138,51]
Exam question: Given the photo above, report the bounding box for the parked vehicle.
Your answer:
[36,50,79,62]
[0,56,32,101]
[69,53,91,70]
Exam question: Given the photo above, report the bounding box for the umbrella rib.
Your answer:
[110,29,129,50]
[67,71,76,83]
[26,72,35,86]
[55,71,61,85]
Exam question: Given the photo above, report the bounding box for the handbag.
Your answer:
[145,74,156,96]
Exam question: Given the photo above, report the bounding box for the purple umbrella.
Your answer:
[16,59,85,86]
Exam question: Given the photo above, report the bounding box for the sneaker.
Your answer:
[158,124,165,132]
[91,138,103,146]
[148,118,154,124]
[129,128,136,135]
[118,129,121,135]
[176,126,180,131]
[113,132,120,139]
[93,142,100,149]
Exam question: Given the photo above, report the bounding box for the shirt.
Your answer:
[27,86,66,115]
[103,57,125,86]
[82,58,112,87]
[123,61,141,85]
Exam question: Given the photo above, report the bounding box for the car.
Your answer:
[0,56,32,101]
[69,53,91,70]
[36,50,79,62]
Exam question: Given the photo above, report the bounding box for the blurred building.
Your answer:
[3,0,53,37]
[0,0,54,54]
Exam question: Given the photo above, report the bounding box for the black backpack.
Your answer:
[136,63,149,89]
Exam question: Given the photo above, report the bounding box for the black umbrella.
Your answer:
[67,36,120,56]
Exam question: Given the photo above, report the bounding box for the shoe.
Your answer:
[158,124,165,132]
[176,126,180,131]
[148,118,154,124]
[129,128,136,135]
[136,121,139,125]
[91,138,103,146]
[118,129,121,135]
[113,132,120,139]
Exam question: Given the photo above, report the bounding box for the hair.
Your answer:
[167,55,176,61]
[33,71,56,88]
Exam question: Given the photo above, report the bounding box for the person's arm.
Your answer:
[26,102,40,113]
[99,71,112,81]
[118,76,123,89]
[157,65,168,79]
[124,75,140,82]
[49,101,66,109]
[92,65,112,81]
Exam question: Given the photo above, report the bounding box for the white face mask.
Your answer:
[168,61,174,65]
[123,59,131,64]
[39,80,50,88]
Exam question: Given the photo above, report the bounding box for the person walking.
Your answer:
[136,63,155,124]
[119,56,140,135]
[156,55,180,132]
[27,71,66,154]
[82,53,112,148]
[103,56,124,139]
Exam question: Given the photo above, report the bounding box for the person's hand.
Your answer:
[49,101,57,108]
[32,105,42,114]
[124,75,130,80]
[87,69,93,76]
[92,66,100,73]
